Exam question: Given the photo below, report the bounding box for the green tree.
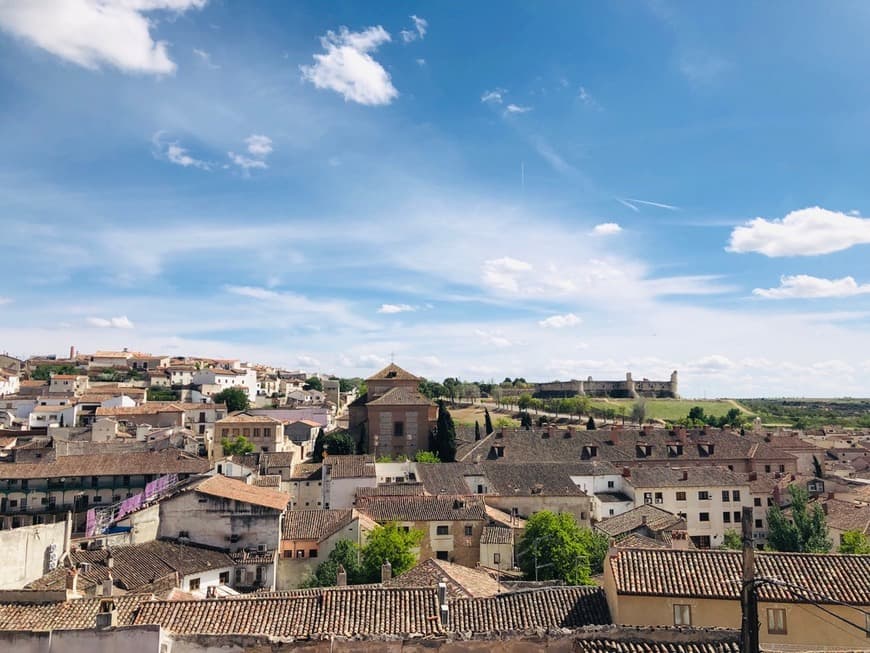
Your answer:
[722,529,742,550]
[517,511,593,585]
[577,527,610,574]
[312,429,326,462]
[359,522,423,582]
[766,485,831,553]
[586,416,596,430]
[688,406,706,422]
[32,364,78,380]
[838,530,870,554]
[414,450,440,463]
[221,435,255,456]
[630,400,646,425]
[302,539,363,587]
[304,376,323,392]
[519,411,532,429]
[147,387,178,401]
[434,400,457,462]
[474,420,481,441]
[517,394,534,411]
[358,422,368,455]
[213,387,250,412]
[322,431,356,457]
[484,407,494,435]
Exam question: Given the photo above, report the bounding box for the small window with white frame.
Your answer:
[673,604,691,626]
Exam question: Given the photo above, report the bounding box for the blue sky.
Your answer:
[1,1,870,397]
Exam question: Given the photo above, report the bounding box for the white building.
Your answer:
[193,368,257,403]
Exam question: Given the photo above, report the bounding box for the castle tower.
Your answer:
[670,370,679,398]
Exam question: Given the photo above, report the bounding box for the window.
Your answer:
[643,492,653,505]
[122,475,130,485]
[436,525,449,535]
[722,490,730,502]
[755,519,763,528]
[253,428,261,438]
[255,567,263,583]
[767,608,787,634]
[607,480,615,489]
[296,550,305,558]
[609,509,614,516]
[189,578,200,591]
[732,490,741,501]
[767,498,774,507]
[219,572,230,584]
[283,550,292,558]
[477,484,484,494]
[436,551,449,560]
[242,428,250,437]
[698,491,710,501]
[493,553,501,565]
[222,428,229,437]
[93,496,102,504]
[264,428,271,438]
[673,604,692,626]
[393,421,404,437]
[764,465,771,473]
[401,526,410,532]
[779,465,785,473]
[9,500,16,508]
[309,549,318,558]
[699,512,710,522]
[734,511,741,522]
[464,525,473,536]
[676,491,686,501]
[754,498,762,507]
[655,492,663,504]
[723,512,731,523]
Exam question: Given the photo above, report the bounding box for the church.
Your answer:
[348,363,438,458]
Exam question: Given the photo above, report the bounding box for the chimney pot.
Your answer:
[822,503,829,515]
[337,564,348,586]
[102,573,113,597]
[381,560,392,583]
[748,471,757,481]
[66,568,78,593]
[622,466,631,478]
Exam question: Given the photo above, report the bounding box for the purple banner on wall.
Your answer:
[85,509,97,538]
[116,493,143,521]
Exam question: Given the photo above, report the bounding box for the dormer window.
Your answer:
[636,444,652,458]
[581,445,598,460]
[667,443,684,457]
[698,443,714,457]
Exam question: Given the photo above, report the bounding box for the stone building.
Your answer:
[535,370,679,398]
[348,364,437,458]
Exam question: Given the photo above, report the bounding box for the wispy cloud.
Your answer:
[0,0,206,75]
[754,275,870,299]
[192,48,219,69]
[505,103,532,115]
[619,197,679,211]
[86,316,134,329]
[244,134,273,157]
[481,89,505,104]
[378,303,416,314]
[152,132,210,170]
[300,25,397,106]
[592,223,622,236]
[228,134,273,172]
[539,313,582,329]
[400,15,428,43]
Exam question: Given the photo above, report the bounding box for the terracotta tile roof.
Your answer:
[820,498,870,535]
[0,449,209,479]
[480,526,514,545]
[387,557,508,597]
[324,454,375,479]
[595,505,685,538]
[0,594,148,631]
[282,509,354,541]
[260,451,294,469]
[194,475,289,511]
[216,413,281,424]
[610,548,870,604]
[133,587,442,637]
[629,466,748,488]
[482,462,595,496]
[356,494,487,522]
[572,626,740,653]
[27,541,236,593]
[95,405,183,416]
[366,363,420,382]
[291,419,322,427]
[251,474,281,487]
[449,586,610,631]
[614,533,670,549]
[289,462,322,480]
[356,483,427,498]
[366,385,434,407]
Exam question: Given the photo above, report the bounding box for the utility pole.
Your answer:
[740,506,759,653]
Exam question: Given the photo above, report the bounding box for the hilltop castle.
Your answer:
[534,371,679,399]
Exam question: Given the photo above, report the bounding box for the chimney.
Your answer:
[95,597,117,629]
[822,502,829,515]
[748,471,757,482]
[676,427,687,443]
[547,425,555,439]
[206,586,217,598]
[670,530,689,550]
[106,549,114,569]
[642,424,652,436]
[102,573,113,598]
[65,568,78,595]
[337,564,347,587]
[610,426,620,445]
[438,581,448,625]
[828,492,835,501]
[641,515,648,525]
[381,560,392,583]
[622,466,631,478]
[681,470,688,482]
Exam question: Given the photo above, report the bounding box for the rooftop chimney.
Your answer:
[102,573,113,598]
[670,529,689,550]
[381,560,392,583]
[95,597,117,629]
[676,427,687,443]
[610,426,620,445]
[438,581,448,625]
[106,549,114,569]
[822,502,829,515]
[547,425,555,439]
[641,515,648,525]
[681,470,688,482]
[622,466,631,478]
[642,424,653,436]
[748,471,757,482]
[65,568,78,595]
[69,346,76,360]
[337,564,347,587]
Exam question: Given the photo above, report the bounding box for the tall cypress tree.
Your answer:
[474,420,481,441]
[484,407,494,435]
[435,400,457,462]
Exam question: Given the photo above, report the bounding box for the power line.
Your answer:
[754,576,870,636]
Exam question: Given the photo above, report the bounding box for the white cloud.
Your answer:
[224,285,369,327]
[400,15,427,43]
[0,0,205,75]
[245,134,272,157]
[300,25,397,106]
[505,104,532,114]
[192,47,219,69]
[728,207,870,257]
[378,303,415,314]
[592,222,622,236]
[475,329,512,348]
[86,315,134,329]
[153,132,210,170]
[227,152,267,170]
[482,257,533,293]
[481,89,505,104]
[753,275,870,299]
[539,313,582,329]
[0,297,12,305]
[296,354,321,369]
[416,58,426,67]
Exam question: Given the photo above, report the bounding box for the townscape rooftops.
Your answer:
[27,540,236,594]
[819,497,870,535]
[572,626,740,653]
[480,526,514,545]
[282,509,354,541]
[356,494,487,522]
[288,462,323,481]
[0,594,149,631]
[356,483,427,498]
[193,475,289,511]
[324,454,375,479]
[386,557,508,597]
[216,413,282,424]
[628,466,747,488]
[365,385,434,406]
[0,449,210,480]
[595,504,685,538]
[366,363,420,382]
[610,548,870,604]
[95,405,184,416]
[482,462,601,496]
